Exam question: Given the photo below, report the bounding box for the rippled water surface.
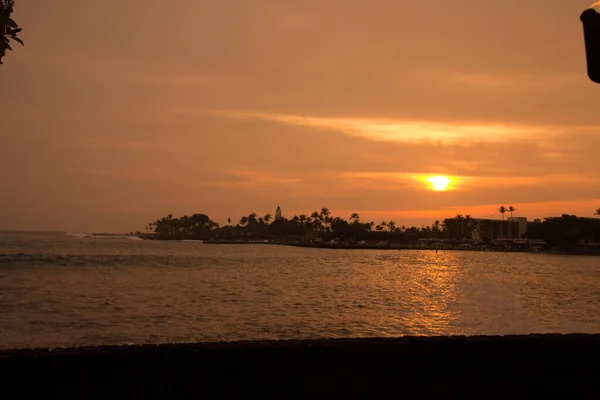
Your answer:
[1,231,599,349]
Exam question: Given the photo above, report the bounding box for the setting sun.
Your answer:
[426,176,452,191]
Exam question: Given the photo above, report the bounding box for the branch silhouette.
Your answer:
[1,0,24,65]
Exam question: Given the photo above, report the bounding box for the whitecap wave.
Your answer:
[66,232,93,239]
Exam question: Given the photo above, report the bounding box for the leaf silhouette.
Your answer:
[5,17,17,27]
[1,1,24,63]
[10,36,23,46]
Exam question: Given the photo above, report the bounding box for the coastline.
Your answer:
[2,334,599,396]
[141,212,600,256]
[196,239,600,256]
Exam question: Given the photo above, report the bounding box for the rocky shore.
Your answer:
[1,334,599,397]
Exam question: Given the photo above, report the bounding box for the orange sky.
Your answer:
[1,1,600,232]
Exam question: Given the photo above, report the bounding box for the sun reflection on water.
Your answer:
[399,250,464,336]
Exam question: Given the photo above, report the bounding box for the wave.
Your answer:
[0,253,174,267]
[66,232,93,239]
[66,233,144,241]
[0,253,70,264]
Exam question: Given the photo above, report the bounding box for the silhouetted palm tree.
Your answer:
[298,214,308,225]
[388,221,396,233]
[508,206,516,238]
[498,206,507,239]
[350,213,360,223]
[595,208,600,216]
[317,208,331,231]
[248,213,258,228]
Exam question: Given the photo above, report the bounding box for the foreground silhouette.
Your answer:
[1,335,599,397]
[582,6,600,83]
[0,0,23,65]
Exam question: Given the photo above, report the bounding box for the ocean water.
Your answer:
[0,230,599,350]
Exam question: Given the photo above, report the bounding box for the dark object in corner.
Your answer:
[581,8,600,83]
[0,334,600,398]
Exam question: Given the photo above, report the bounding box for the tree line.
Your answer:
[145,207,448,242]
[143,206,600,249]
[525,213,600,250]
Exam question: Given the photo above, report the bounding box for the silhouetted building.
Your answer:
[474,218,526,240]
[275,206,282,221]
[507,217,528,238]
[446,217,527,241]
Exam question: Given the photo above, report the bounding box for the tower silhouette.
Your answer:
[275,206,282,221]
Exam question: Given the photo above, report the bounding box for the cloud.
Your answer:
[219,168,305,187]
[210,110,559,145]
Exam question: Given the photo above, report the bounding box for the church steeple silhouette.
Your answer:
[275,206,282,221]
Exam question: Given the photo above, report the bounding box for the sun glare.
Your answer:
[426,176,452,191]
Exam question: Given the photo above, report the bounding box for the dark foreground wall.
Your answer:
[1,334,599,398]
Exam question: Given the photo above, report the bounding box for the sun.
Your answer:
[426,176,452,191]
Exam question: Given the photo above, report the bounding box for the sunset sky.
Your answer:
[1,0,600,233]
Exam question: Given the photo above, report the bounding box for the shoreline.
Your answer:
[2,334,599,396]
[197,240,600,256]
